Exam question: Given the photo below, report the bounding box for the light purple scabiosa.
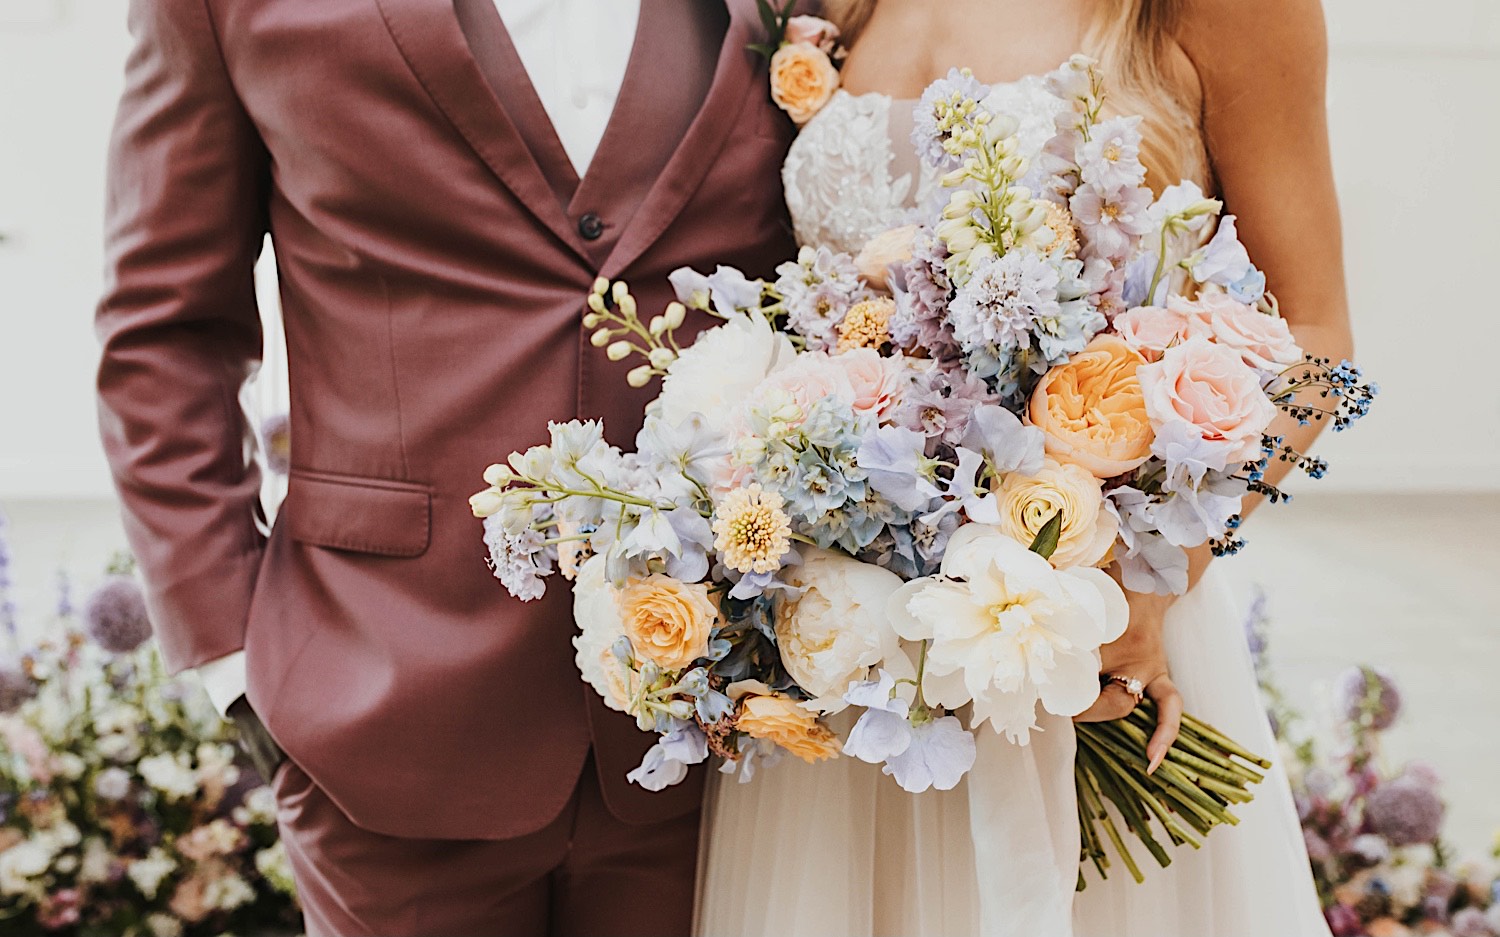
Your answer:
[482,513,555,602]
[911,67,992,170]
[889,231,961,361]
[0,662,36,713]
[1337,665,1403,731]
[1070,182,1154,261]
[1077,117,1147,192]
[1364,774,1445,846]
[947,249,1062,362]
[84,575,153,654]
[892,366,996,447]
[774,245,870,350]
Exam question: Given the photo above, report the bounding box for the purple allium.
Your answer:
[1338,665,1403,731]
[0,664,36,713]
[84,575,153,654]
[260,413,291,475]
[1452,908,1496,937]
[1365,775,1445,846]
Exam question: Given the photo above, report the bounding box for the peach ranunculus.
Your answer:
[995,459,1118,569]
[618,575,717,671]
[734,690,840,763]
[1196,292,1304,374]
[1029,335,1154,478]
[770,43,840,126]
[836,346,909,416]
[1112,297,1213,362]
[1138,336,1278,469]
[783,14,841,52]
[855,224,918,291]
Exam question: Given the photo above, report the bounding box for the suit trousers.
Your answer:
[274,753,701,937]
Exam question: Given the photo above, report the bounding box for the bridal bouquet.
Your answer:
[471,55,1375,880]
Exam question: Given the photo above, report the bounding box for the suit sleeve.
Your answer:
[96,0,271,673]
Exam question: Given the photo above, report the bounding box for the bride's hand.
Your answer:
[1073,588,1183,774]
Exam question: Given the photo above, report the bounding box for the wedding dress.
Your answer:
[695,74,1332,937]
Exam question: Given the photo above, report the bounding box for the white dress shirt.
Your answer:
[196,0,642,717]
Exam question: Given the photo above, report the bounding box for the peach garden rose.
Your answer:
[735,691,841,763]
[1029,334,1154,478]
[770,43,840,126]
[618,574,718,671]
[1112,297,1213,361]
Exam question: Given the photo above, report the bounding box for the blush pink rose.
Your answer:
[784,15,841,52]
[1196,292,1304,374]
[1112,298,1212,361]
[1138,336,1277,467]
[750,353,856,419]
[836,347,910,416]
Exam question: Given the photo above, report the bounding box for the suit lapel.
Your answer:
[371,0,592,263]
[600,0,761,279]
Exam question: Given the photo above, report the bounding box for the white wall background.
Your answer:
[0,0,1498,497]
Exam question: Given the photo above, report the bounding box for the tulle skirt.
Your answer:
[694,565,1331,937]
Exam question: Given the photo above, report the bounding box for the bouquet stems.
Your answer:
[1074,701,1270,888]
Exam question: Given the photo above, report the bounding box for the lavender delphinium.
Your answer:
[83,575,153,654]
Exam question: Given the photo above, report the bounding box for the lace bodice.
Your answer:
[783,72,1069,254]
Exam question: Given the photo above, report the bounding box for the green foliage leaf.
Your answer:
[1028,511,1063,559]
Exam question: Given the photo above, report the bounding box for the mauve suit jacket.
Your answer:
[96,0,798,839]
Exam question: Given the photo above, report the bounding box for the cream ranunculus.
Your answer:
[1029,335,1154,478]
[572,556,635,712]
[774,548,908,709]
[618,574,718,671]
[651,313,795,436]
[887,525,1129,742]
[769,43,840,126]
[995,459,1118,569]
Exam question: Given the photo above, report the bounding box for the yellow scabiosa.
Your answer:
[712,484,793,575]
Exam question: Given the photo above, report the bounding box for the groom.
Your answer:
[96,0,799,933]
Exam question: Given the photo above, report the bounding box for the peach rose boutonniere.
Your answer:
[730,681,841,764]
[751,2,845,126]
[1029,334,1155,478]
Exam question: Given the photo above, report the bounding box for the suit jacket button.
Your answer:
[578,212,604,241]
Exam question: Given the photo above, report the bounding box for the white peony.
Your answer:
[775,548,909,710]
[651,313,795,435]
[888,524,1128,742]
[572,556,632,713]
[138,752,198,802]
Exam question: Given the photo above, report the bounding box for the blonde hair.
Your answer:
[822,0,1208,191]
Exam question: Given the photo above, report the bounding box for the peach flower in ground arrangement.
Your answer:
[1029,334,1155,478]
[1138,335,1278,469]
[770,43,840,125]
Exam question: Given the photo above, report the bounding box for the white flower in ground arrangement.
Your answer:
[774,547,910,711]
[994,458,1118,570]
[572,556,633,713]
[651,313,795,435]
[888,525,1128,742]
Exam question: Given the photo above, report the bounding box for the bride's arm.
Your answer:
[1078,0,1355,753]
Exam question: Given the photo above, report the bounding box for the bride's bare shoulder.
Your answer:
[1174,0,1329,104]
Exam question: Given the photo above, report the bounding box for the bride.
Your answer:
[696,0,1347,935]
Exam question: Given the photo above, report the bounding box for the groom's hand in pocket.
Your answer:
[227,696,287,786]
[1074,587,1183,774]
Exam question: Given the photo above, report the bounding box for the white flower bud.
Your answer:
[586,292,606,314]
[590,328,612,347]
[468,488,505,518]
[619,294,638,319]
[648,316,667,336]
[612,282,629,303]
[592,276,610,296]
[606,340,632,361]
[582,312,602,329]
[648,347,675,370]
[626,365,655,388]
[482,463,514,487]
[663,302,687,329]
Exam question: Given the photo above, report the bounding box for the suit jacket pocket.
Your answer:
[282,469,432,558]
